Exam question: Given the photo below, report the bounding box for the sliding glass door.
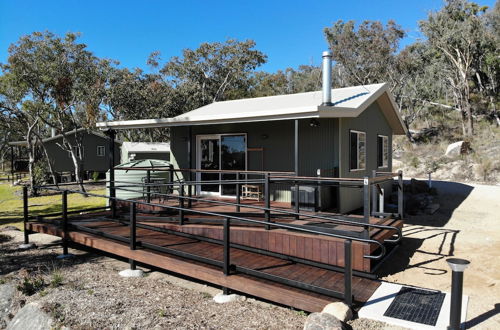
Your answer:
[196,134,246,197]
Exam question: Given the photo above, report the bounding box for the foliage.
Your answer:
[17,275,45,296]
[50,271,64,288]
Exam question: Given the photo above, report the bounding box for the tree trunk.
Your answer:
[40,143,59,187]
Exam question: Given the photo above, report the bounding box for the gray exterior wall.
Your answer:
[337,100,393,213]
[44,132,121,173]
[169,100,393,213]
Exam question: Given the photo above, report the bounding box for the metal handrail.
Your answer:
[110,184,402,244]
[35,185,389,260]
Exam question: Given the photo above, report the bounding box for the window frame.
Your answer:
[377,135,389,168]
[97,145,106,157]
[349,130,366,171]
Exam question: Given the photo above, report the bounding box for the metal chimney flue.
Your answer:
[322,50,333,106]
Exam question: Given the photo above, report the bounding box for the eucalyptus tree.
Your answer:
[159,39,267,110]
[324,20,405,88]
[420,0,490,136]
[2,31,110,192]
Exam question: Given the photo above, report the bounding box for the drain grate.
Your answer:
[383,287,445,326]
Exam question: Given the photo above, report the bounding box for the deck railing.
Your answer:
[24,170,403,307]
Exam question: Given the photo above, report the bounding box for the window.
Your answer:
[69,146,84,158]
[97,146,105,157]
[349,130,366,171]
[377,135,389,168]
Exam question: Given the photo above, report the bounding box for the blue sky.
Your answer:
[0,0,496,72]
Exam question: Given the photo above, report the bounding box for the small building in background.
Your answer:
[120,142,170,163]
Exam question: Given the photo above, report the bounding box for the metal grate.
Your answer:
[383,287,445,326]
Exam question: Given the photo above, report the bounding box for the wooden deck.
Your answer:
[27,213,383,312]
[117,197,403,273]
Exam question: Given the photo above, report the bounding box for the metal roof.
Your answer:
[96,83,407,135]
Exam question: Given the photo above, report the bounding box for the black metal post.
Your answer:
[397,170,404,219]
[107,129,116,219]
[223,218,230,276]
[363,177,370,238]
[179,182,185,225]
[62,190,68,255]
[129,202,137,270]
[22,186,29,244]
[187,126,193,208]
[146,170,151,203]
[294,119,299,220]
[264,172,271,230]
[371,170,377,215]
[236,172,241,212]
[447,258,469,330]
[344,239,353,307]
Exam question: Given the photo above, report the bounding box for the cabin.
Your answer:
[120,142,171,163]
[96,58,406,213]
[9,128,121,181]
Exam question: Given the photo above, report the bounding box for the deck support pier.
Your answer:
[18,186,36,250]
[222,217,231,295]
[129,202,137,270]
[344,240,353,307]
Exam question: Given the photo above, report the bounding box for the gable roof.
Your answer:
[96,83,407,135]
[9,128,123,147]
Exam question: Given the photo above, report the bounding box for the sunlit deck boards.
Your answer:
[27,218,381,312]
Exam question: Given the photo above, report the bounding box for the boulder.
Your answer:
[321,302,353,322]
[0,226,20,232]
[6,303,54,330]
[0,284,15,328]
[445,141,471,157]
[303,312,345,330]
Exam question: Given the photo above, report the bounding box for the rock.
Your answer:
[118,269,144,278]
[321,302,353,322]
[303,312,345,330]
[0,284,15,328]
[6,303,54,330]
[213,292,246,303]
[445,141,471,157]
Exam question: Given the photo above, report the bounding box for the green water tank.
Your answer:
[106,159,172,200]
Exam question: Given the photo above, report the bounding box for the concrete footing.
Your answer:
[213,292,246,304]
[17,243,36,250]
[118,269,144,278]
[56,254,75,259]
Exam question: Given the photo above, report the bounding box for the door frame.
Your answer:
[195,133,248,197]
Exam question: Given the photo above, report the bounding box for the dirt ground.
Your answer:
[378,180,500,329]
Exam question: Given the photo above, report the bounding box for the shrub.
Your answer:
[91,171,100,182]
[50,271,64,288]
[17,275,45,296]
